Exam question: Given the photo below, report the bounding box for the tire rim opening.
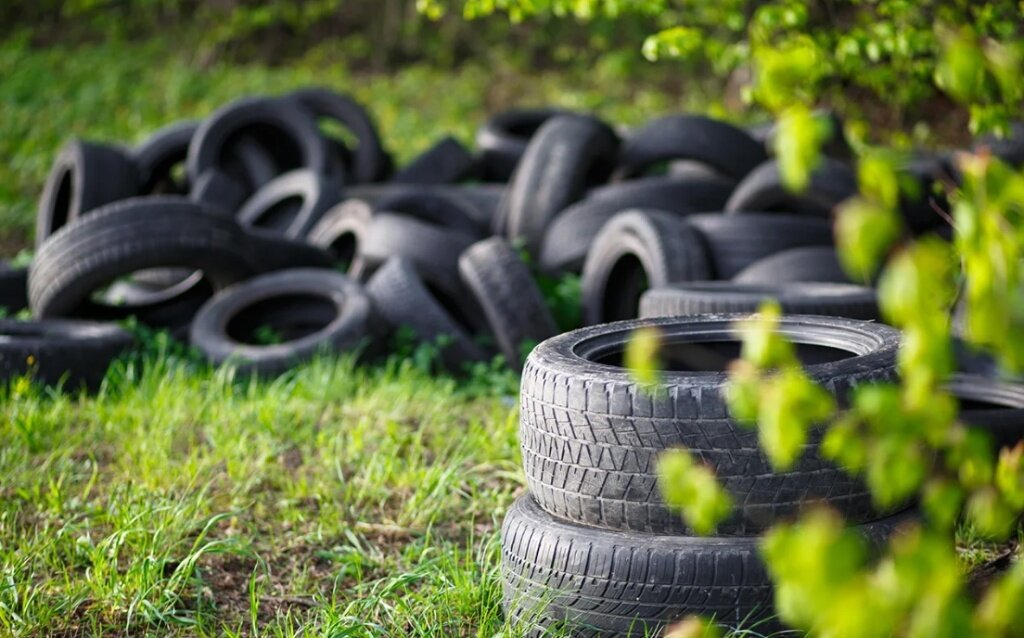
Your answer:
[226,293,337,345]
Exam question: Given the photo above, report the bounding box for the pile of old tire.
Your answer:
[0,94,1011,392]
[500,314,919,635]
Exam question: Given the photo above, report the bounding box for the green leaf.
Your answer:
[657,448,733,535]
[624,326,662,389]
[773,104,829,192]
[964,487,1015,540]
[835,197,902,282]
[921,478,965,530]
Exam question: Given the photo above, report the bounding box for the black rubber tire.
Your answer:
[521,314,902,535]
[390,137,476,185]
[360,212,479,301]
[373,186,483,235]
[236,169,341,238]
[732,246,853,285]
[504,115,620,254]
[639,282,879,320]
[0,318,133,391]
[687,213,835,279]
[475,108,571,182]
[189,268,372,376]
[365,258,488,372]
[613,115,767,182]
[36,140,140,245]
[724,158,857,217]
[458,238,557,370]
[133,120,199,195]
[538,175,734,275]
[0,264,28,314]
[580,210,712,325]
[29,197,256,324]
[187,96,329,193]
[502,493,911,638]
[189,168,249,215]
[305,199,373,277]
[288,86,391,183]
[947,374,1024,452]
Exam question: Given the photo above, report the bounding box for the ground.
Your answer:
[0,35,1018,638]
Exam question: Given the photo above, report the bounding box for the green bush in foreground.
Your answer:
[429,2,1024,636]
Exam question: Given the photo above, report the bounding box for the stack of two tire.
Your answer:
[501,314,910,636]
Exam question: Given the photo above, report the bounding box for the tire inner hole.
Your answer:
[603,254,648,322]
[255,195,304,232]
[593,339,857,372]
[226,293,337,345]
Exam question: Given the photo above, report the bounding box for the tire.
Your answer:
[360,212,479,301]
[638,282,879,321]
[133,120,199,195]
[724,158,857,217]
[458,238,557,370]
[187,96,329,193]
[475,108,571,182]
[0,264,28,314]
[390,137,476,185]
[947,374,1024,452]
[305,199,373,277]
[614,115,766,182]
[504,115,620,255]
[37,140,140,245]
[288,87,391,183]
[189,268,372,376]
[520,314,902,535]
[29,196,256,325]
[365,258,488,372]
[539,176,734,275]
[237,169,341,238]
[732,246,853,285]
[687,213,834,279]
[189,168,249,214]
[502,493,910,637]
[581,210,712,325]
[373,186,483,234]
[0,318,133,391]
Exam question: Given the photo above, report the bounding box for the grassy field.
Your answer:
[0,34,1017,638]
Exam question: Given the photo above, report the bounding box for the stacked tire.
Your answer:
[501,314,913,636]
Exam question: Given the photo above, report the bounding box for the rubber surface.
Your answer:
[390,137,476,185]
[947,373,1024,452]
[37,140,140,245]
[504,115,620,255]
[305,199,373,277]
[366,258,488,373]
[236,169,341,238]
[187,96,329,193]
[189,168,249,214]
[189,268,372,376]
[724,158,857,217]
[614,115,766,182]
[581,210,712,325]
[458,238,557,369]
[0,264,28,314]
[360,212,478,301]
[502,493,911,637]
[538,175,734,275]
[289,86,391,183]
[732,246,853,285]
[374,186,483,234]
[520,314,902,535]
[29,197,253,325]
[133,120,199,195]
[639,282,879,320]
[0,318,133,391]
[475,108,571,182]
[687,213,835,279]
